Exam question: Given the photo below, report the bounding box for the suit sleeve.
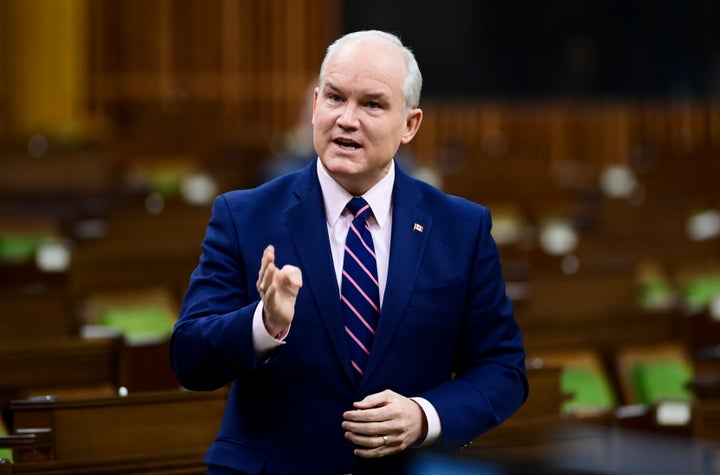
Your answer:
[169,194,261,391]
[421,206,528,450]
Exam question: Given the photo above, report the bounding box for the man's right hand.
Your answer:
[257,245,303,339]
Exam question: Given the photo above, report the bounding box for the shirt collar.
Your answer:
[317,158,394,229]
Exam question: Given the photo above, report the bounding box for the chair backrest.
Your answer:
[528,348,617,417]
[615,343,694,406]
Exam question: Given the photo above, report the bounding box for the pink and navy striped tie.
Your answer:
[341,197,380,384]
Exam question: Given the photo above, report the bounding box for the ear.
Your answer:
[400,108,423,144]
[311,87,320,125]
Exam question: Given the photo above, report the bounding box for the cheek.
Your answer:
[312,129,326,154]
[314,112,335,132]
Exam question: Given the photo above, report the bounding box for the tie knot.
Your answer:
[346,197,371,221]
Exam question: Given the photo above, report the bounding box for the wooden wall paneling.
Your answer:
[670,101,702,158]
[709,102,720,150]
[87,0,339,161]
[521,103,546,162]
[0,1,5,135]
[156,0,173,99]
[281,0,306,133]
[270,0,282,131]
[637,102,661,161]
[548,102,569,164]
[218,0,240,104]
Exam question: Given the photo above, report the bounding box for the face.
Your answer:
[312,39,422,196]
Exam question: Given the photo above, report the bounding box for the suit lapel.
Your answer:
[362,168,431,385]
[286,164,355,384]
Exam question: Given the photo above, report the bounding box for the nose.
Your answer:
[337,102,359,129]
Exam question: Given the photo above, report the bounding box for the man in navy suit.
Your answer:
[170,30,528,475]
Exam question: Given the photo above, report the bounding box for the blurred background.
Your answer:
[1,0,720,473]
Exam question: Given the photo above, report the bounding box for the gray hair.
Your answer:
[318,30,423,112]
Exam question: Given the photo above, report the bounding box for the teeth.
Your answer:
[335,139,359,149]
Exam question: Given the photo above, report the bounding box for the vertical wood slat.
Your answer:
[0,1,5,131]
[412,99,718,176]
[0,0,89,135]
[86,0,336,123]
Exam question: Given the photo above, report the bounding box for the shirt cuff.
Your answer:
[410,396,442,447]
[252,301,287,360]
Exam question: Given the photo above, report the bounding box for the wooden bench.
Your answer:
[0,288,122,407]
[0,388,227,474]
[515,270,677,352]
[693,399,720,443]
[0,338,121,405]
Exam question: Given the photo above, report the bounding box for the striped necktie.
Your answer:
[341,197,380,383]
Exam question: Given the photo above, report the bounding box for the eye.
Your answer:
[366,101,381,109]
[329,94,343,103]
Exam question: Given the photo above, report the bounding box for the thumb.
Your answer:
[280,265,303,289]
[354,390,392,409]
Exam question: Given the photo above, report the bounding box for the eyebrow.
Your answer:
[324,81,391,104]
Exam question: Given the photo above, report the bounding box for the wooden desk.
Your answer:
[0,389,227,474]
[0,338,121,408]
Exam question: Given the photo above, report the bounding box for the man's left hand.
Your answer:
[342,389,427,458]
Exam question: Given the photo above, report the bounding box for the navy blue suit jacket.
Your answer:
[170,160,528,475]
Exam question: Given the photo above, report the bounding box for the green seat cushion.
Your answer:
[0,419,12,462]
[147,168,186,196]
[639,280,674,310]
[684,275,720,310]
[632,359,693,405]
[561,368,616,413]
[99,305,175,344]
[0,234,45,263]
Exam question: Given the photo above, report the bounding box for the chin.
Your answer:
[322,155,365,174]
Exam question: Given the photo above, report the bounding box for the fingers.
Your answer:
[345,433,396,457]
[257,245,303,335]
[352,390,391,411]
[342,390,424,458]
[279,264,303,291]
[344,429,399,458]
[257,246,303,297]
[257,245,275,296]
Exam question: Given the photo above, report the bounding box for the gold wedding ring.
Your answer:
[382,435,389,446]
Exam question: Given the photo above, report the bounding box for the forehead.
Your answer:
[322,39,406,97]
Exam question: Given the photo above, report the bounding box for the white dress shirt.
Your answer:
[251,159,441,446]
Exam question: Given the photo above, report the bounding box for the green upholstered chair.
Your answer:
[631,359,694,405]
[82,287,179,345]
[98,305,176,345]
[529,349,617,417]
[0,234,45,263]
[684,274,720,311]
[616,343,694,406]
[561,367,617,414]
[0,419,12,462]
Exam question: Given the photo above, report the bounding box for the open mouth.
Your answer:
[333,138,361,150]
